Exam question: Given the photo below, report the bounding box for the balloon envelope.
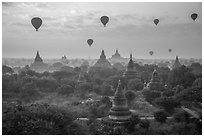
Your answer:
[31,17,42,31]
[191,13,198,21]
[100,16,109,27]
[154,19,159,25]
[87,39,93,47]
[149,51,154,56]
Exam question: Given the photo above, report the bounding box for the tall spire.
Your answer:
[127,53,134,70]
[100,50,106,59]
[148,68,164,91]
[173,55,181,69]
[114,80,125,99]
[34,51,43,62]
[116,48,118,54]
[108,80,132,121]
[130,53,132,60]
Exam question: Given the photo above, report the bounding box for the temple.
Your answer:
[109,49,126,64]
[30,51,48,72]
[94,50,112,68]
[148,69,164,91]
[112,49,121,58]
[61,55,67,60]
[123,54,139,80]
[172,56,181,69]
[103,80,132,126]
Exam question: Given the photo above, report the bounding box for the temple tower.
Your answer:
[123,54,139,79]
[34,51,43,62]
[108,80,132,124]
[94,50,112,68]
[148,69,164,91]
[172,56,181,69]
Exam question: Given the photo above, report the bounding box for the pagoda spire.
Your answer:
[108,80,132,121]
[100,50,106,59]
[114,80,125,99]
[172,55,181,69]
[34,51,43,62]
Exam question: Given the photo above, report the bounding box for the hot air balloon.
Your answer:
[154,19,159,26]
[191,13,198,21]
[149,51,154,56]
[87,39,93,47]
[31,17,42,31]
[168,49,172,53]
[100,16,109,27]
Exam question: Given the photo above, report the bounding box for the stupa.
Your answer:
[94,50,112,68]
[102,80,132,126]
[172,56,181,69]
[148,69,164,91]
[30,51,48,72]
[109,49,126,64]
[123,54,139,80]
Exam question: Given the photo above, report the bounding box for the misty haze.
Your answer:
[2,2,202,135]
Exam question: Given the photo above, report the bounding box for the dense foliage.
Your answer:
[2,62,202,135]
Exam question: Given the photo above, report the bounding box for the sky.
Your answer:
[2,2,202,59]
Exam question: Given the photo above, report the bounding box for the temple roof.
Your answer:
[34,51,43,62]
[148,68,164,91]
[112,49,121,58]
[100,50,106,60]
[172,56,181,69]
[94,50,112,68]
[127,54,134,70]
[114,80,126,99]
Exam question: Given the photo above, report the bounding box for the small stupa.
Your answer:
[148,69,164,91]
[123,54,139,80]
[30,51,48,72]
[102,80,132,126]
[94,50,112,68]
[172,56,181,69]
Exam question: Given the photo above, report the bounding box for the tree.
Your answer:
[57,85,74,96]
[153,96,180,114]
[173,109,190,123]
[139,118,150,129]
[140,71,150,84]
[163,89,174,97]
[125,90,136,107]
[192,78,202,88]
[105,75,127,90]
[174,86,202,106]
[2,65,14,75]
[76,82,92,98]
[100,84,115,96]
[52,71,74,83]
[168,66,196,88]
[142,89,161,104]
[154,110,168,123]
[101,96,112,108]
[20,82,40,102]
[127,78,144,91]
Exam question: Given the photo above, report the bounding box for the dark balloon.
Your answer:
[168,49,172,53]
[87,39,93,47]
[31,17,42,31]
[149,51,154,56]
[191,13,198,21]
[100,16,109,27]
[154,19,159,25]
